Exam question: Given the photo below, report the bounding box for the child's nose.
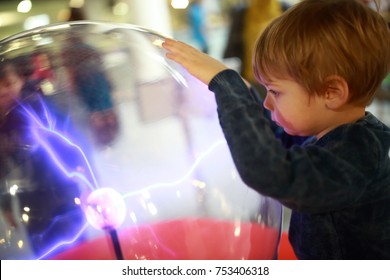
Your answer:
[263,94,273,111]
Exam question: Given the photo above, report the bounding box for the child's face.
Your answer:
[0,68,24,113]
[262,77,331,138]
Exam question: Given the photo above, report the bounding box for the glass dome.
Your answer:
[0,21,282,260]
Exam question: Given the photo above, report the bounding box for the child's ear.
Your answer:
[324,75,349,110]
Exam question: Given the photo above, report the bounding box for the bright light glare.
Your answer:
[10,185,18,196]
[17,0,32,13]
[85,188,126,230]
[22,213,29,223]
[171,0,189,9]
[24,14,50,30]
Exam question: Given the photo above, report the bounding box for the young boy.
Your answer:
[163,0,390,259]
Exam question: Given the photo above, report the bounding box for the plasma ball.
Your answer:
[85,188,126,230]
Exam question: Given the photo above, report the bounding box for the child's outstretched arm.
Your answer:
[162,38,229,86]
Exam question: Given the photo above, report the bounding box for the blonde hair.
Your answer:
[253,0,390,106]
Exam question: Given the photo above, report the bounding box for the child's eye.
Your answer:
[268,89,279,97]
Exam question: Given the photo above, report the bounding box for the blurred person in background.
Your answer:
[62,7,120,148]
[188,0,209,53]
[223,0,283,97]
[61,34,119,148]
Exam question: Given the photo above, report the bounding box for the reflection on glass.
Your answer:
[0,21,282,260]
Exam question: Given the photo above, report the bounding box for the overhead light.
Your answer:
[171,0,189,9]
[17,0,32,13]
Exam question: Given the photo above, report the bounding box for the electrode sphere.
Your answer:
[0,22,282,260]
[85,188,126,230]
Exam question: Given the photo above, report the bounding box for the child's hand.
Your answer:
[162,38,229,85]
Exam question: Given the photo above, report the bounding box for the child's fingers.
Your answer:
[163,40,193,65]
[162,38,182,52]
[163,39,197,55]
[162,38,229,85]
